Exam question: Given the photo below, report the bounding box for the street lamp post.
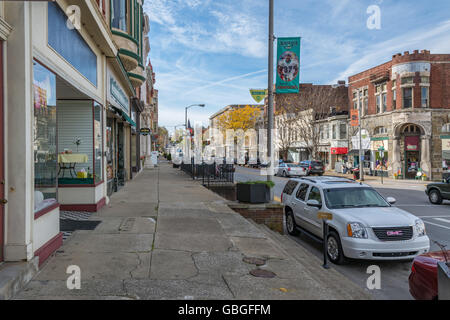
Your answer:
[267,0,274,183]
[184,104,205,159]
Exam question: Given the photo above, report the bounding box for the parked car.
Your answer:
[275,163,307,177]
[425,177,450,204]
[281,176,430,264]
[299,160,325,176]
[409,249,450,300]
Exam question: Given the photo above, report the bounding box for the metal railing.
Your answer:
[179,158,234,187]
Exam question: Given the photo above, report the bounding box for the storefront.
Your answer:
[106,66,135,196]
[350,129,371,173]
[404,135,421,179]
[441,136,450,177]
[331,147,348,172]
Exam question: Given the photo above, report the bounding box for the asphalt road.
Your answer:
[234,166,450,300]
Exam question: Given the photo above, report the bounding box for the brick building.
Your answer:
[348,50,450,180]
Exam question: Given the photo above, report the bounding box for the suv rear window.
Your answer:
[311,161,323,166]
[283,180,299,195]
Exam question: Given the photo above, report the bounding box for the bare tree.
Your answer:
[275,84,348,159]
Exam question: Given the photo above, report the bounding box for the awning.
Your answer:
[110,105,136,127]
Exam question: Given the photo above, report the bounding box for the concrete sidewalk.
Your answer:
[14,162,371,300]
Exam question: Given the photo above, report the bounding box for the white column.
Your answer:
[420,135,432,176]
[391,137,402,176]
[4,1,34,261]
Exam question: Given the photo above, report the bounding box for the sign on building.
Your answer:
[276,37,301,94]
[350,109,359,127]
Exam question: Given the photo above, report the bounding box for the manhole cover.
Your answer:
[243,257,266,266]
[250,269,276,278]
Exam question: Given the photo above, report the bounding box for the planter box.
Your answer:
[236,183,270,204]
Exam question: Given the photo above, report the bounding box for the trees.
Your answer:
[216,105,262,132]
[275,85,348,160]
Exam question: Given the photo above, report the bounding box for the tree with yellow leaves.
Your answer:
[216,105,262,132]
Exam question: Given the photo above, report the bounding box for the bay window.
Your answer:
[421,87,429,108]
[111,0,128,32]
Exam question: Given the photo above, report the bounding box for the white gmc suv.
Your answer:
[281,176,430,264]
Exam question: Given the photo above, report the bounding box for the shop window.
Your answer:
[421,87,429,108]
[111,0,128,32]
[403,88,412,108]
[33,61,58,213]
[48,2,97,86]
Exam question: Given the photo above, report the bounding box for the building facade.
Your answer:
[348,50,450,180]
[0,0,153,266]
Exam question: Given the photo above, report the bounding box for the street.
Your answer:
[234,166,450,300]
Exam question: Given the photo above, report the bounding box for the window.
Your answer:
[332,124,337,140]
[442,123,450,133]
[375,127,388,135]
[376,94,381,113]
[111,0,128,32]
[392,80,397,88]
[421,87,429,108]
[33,61,57,213]
[320,125,325,140]
[421,76,430,83]
[403,88,413,108]
[296,184,309,201]
[382,92,387,112]
[402,77,413,84]
[283,181,299,195]
[307,187,322,206]
[392,89,397,109]
[339,123,347,140]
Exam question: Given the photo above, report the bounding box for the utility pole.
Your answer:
[267,0,274,183]
[359,95,365,181]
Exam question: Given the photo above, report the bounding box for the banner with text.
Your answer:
[276,37,301,94]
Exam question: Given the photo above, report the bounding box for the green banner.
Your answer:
[276,37,301,94]
[250,89,268,103]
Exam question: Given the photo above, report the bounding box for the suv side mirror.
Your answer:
[386,197,397,205]
[306,199,322,208]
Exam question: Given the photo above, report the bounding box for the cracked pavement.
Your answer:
[13,162,371,300]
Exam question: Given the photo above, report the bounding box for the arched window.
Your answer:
[442,123,450,133]
[374,127,388,135]
[402,124,421,134]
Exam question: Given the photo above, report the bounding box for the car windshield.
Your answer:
[324,188,390,209]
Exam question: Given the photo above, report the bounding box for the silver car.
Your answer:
[281,176,430,264]
[275,163,307,177]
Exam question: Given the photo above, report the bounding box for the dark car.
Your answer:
[409,249,450,300]
[425,177,450,204]
[299,160,325,176]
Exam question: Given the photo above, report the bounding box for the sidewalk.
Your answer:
[326,171,429,189]
[13,162,371,300]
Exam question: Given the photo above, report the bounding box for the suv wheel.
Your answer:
[429,189,443,205]
[327,231,347,265]
[285,210,300,236]
[282,171,287,177]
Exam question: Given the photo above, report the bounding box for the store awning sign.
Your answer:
[110,77,129,113]
[276,37,301,94]
[331,147,348,155]
[405,136,420,151]
[140,128,151,136]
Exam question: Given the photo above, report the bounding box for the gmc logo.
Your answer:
[387,231,403,236]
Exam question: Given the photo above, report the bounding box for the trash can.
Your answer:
[353,169,360,180]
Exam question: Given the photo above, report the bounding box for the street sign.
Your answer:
[139,128,151,136]
[250,89,268,103]
[317,212,333,220]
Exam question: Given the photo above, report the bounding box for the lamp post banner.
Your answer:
[276,37,301,94]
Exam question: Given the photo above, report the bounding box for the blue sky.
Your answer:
[143,0,450,132]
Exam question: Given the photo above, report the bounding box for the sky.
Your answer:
[143,0,450,133]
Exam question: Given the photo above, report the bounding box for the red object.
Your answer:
[34,232,63,267]
[409,250,450,300]
[405,136,420,151]
[331,147,348,155]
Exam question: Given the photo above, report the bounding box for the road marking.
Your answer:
[434,218,450,224]
[424,221,450,230]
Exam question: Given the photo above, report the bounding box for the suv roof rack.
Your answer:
[298,177,317,183]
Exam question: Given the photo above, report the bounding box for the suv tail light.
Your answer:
[288,168,291,172]
[309,165,312,170]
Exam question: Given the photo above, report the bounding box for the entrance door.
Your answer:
[0,42,4,262]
